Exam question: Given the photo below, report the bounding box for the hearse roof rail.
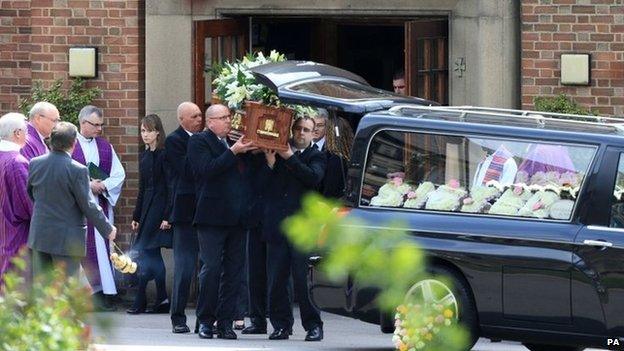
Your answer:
[387,105,624,135]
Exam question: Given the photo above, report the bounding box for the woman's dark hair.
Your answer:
[141,114,166,150]
[326,116,354,161]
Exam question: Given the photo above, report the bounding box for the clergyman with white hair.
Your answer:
[0,112,33,283]
[21,101,60,160]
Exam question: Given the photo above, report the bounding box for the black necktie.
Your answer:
[313,143,319,150]
[295,150,301,156]
[220,138,229,149]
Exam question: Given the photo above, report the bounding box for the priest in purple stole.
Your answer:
[72,106,125,309]
[21,101,60,160]
[0,113,32,284]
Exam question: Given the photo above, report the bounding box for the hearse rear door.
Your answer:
[250,60,435,114]
[574,147,624,337]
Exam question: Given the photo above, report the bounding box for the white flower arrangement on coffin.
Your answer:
[212,50,286,110]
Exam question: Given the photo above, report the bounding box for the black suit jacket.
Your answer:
[319,144,347,199]
[187,129,250,227]
[164,126,195,224]
[260,145,327,243]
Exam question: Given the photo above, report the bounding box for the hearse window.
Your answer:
[361,130,596,221]
[288,80,398,100]
[610,154,624,228]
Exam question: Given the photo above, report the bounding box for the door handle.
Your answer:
[583,239,613,248]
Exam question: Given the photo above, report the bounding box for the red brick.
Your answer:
[553,33,576,40]
[591,33,615,40]
[572,5,597,14]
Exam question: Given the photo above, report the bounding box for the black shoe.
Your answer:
[269,328,290,340]
[198,323,214,339]
[194,319,199,334]
[216,328,237,339]
[172,324,190,334]
[92,293,115,312]
[305,326,323,341]
[146,299,170,314]
[241,324,267,334]
[126,307,145,314]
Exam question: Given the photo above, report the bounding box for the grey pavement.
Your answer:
[90,308,606,351]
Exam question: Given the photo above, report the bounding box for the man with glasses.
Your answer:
[72,105,126,312]
[21,101,60,160]
[188,103,257,340]
[260,116,327,341]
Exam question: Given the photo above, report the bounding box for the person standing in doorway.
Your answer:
[392,69,406,95]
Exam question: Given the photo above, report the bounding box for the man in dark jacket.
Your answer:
[165,102,203,334]
[187,104,256,340]
[261,116,327,341]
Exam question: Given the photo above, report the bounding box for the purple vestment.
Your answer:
[517,144,575,176]
[0,150,32,284]
[20,123,48,161]
[72,137,113,289]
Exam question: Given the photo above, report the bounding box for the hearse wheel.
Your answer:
[398,266,479,350]
[523,344,584,351]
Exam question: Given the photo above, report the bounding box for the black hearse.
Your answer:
[252,62,624,351]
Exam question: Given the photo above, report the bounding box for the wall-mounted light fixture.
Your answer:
[69,47,98,78]
[560,53,590,86]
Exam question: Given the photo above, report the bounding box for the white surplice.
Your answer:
[77,133,125,295]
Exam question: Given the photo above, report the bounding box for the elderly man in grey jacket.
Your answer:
[27,121,117,278]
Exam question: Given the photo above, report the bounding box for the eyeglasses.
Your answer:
[209,114,231,121]
[84,120,105,128]
[39,114,60,123]
[313,123,326,130]
[293,126,312,133]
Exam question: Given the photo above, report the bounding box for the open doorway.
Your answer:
[193,16,448,109]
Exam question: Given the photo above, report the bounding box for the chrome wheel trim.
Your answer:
[405,278,459,319]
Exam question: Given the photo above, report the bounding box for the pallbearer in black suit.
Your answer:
[312,109,354,199]
[127,114,173,315]
[188,104,257,340]
[166,102,204,333]
[261,116,327,341]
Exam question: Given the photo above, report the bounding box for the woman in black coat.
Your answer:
[127,114,173,314]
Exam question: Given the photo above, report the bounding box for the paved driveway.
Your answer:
[91,308,607,351]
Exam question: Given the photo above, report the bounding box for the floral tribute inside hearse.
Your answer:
[361,130,596,221]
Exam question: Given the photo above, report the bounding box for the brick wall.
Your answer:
[521,0,624,116]
[0,0,145,245]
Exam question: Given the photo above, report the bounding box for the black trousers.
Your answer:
[170,222,199,326]
[133,248,167,309]
[234,230,249,320]
[247,226,267,326]
[196,224,245,329]
[267,239,322,331]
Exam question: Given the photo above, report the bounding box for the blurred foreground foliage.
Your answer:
[283,193,469,350]
[0,252,94,351]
